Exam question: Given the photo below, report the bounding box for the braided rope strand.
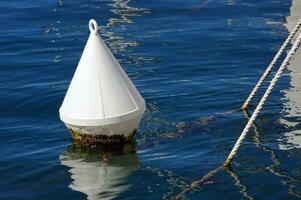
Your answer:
[173,19,301,200]
[224,32,301,167]
[241,18,301,110]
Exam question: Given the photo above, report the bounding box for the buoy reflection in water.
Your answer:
[60,142,138,200]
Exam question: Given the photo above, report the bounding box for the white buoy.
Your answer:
[59,19,146,143]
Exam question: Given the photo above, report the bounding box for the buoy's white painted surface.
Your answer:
[59,19,145,136]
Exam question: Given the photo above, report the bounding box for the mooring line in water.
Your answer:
[224,31,301,167]
[174,165,224,200]
[172,108,300,200]
[193,109,239,126]
[173,164,255,200]
[173,28,301,200]
[138,109,239,149]
[172,111,257,200]
[241,18,301,110]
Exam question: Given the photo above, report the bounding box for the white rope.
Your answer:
[241,18,301,110]
[224,31,301,167]
[173,20,301,200]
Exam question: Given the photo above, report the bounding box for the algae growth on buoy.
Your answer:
[59,19,146,144]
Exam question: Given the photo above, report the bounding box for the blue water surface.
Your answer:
[1,0,301,199]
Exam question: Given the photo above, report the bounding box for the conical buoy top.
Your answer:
[59,19,145,127]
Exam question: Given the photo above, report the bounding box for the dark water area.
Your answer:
[1,0,301,199]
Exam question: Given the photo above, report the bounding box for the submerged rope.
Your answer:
[224,31,301,166]
[173,20,301,200]
[174,165,224,200]
[241,18,301,110]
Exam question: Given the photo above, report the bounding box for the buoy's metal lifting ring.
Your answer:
[89,19,98,34]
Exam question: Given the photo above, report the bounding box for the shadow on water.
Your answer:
[60,141,138,200]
